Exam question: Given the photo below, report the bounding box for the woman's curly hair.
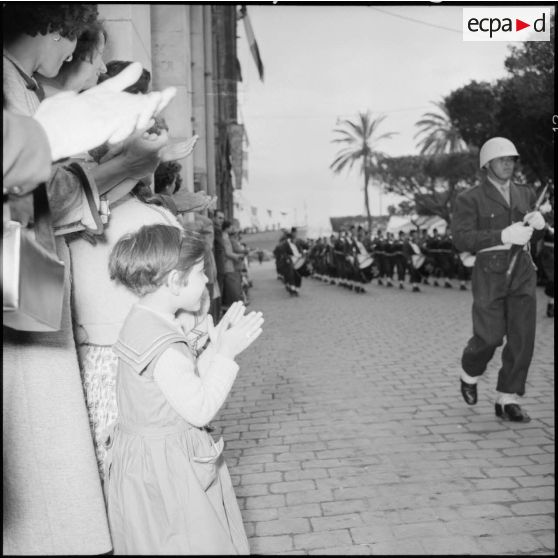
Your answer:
[3,4,98,44]
[101,60,151,94]
[71,20,107,63]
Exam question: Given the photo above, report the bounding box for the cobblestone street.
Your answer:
[212,261,555,555]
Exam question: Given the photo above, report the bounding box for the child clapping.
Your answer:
[106,223,263,555]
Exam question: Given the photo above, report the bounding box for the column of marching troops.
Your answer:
[273,221,554,314]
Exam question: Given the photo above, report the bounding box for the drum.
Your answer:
[293,255,306,270]
[459,252,476,268]
[411,254,425,269]
[357,253,374,269]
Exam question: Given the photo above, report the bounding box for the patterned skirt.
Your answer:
[78,344,119,480]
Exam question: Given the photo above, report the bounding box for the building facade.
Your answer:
[99,4,242,220]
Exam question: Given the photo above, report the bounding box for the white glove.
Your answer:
[501,222,534,246]
[539,201,552,215]
[523,211,545,230]
[33,62,176,162]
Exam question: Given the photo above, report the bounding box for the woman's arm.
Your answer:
[92,131,167,196]
[153,346,239,427]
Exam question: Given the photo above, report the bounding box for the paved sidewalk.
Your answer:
[212,262,555,555]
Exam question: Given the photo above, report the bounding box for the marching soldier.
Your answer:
[333,230,348,284]
[426,228,443,286]
[279,230,306,296]
[419,228,432,285]
[383,232,396,287]
[273,230,288,281]
[372,230,387,286]
[403,229,424,292]
[452,137,545,422]
[392,231,407,289]
[538,191,554,317]
[437,231,456,288]
[354,226,374,284]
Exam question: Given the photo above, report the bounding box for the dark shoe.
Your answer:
[460,379,477,405]
[547,303,554,318]
[386,282,393,288]
[412,286,420,293]
[378,279,383,286]
[433,280,440,287]
[460,284,467,291]
[495,403,531,423]
[444,282,453,289]
[399,283,405,290]
[422,278,430,285]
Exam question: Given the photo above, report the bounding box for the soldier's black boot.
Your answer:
[547,303,554,318]
[495,403,531,423]
[460,379,477,405]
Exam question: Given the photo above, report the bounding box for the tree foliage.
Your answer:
[414,100,468,155]
[444,15,554,186]
[379,152,479,225]
[444,81,501,148]
[330,112,396,231]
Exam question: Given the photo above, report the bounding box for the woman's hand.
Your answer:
[33,62,176,161]
[118,129,169,179]
[159,135,198,162]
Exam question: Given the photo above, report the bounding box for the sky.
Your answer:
[236,4,520,235]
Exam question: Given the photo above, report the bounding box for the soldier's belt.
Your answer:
[478,244,528,254]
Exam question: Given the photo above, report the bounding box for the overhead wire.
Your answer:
[367,6,462,34]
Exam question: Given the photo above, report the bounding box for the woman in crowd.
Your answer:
[2,5,113,554]
[38,20,108,95]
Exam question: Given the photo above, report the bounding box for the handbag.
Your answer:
[3,183,65,331]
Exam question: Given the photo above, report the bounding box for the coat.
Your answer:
[452,177,537,254]
[3,57,112,555]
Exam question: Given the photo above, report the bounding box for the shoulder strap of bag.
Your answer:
[66,161,104,234]
[32,183,58,253]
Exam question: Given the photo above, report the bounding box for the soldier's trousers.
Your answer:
[283,262,302,288]
[539,244,554,298]
[383,255,394,279]
[461,250,537,396]
[394,255,406,282]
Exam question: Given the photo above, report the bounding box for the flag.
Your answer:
[227,123,244,190]
[240,5,264,81]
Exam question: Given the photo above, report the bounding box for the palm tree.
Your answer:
[414,100,468,155]
[330,112,396,232]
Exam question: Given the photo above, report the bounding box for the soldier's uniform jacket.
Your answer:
[452,177,537,254]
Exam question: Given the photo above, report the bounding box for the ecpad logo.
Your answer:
[463,7,551,42]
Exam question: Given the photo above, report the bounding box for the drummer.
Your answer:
[403,229,424,292]
[280,228,305,296]
[355,226,374,283]
[393,231,407,289]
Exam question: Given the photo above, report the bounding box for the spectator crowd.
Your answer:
[3,4,260,555]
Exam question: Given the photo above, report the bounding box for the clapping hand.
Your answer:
[115,128,169,179]
[160,135,198,162]
[206,301,264,360]
[33,62,176,162]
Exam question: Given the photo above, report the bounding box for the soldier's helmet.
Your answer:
[479,137,519,169]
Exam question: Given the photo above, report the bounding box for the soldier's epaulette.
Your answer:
[459,184,481,196]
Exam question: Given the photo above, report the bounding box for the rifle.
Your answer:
[505,183,550,286]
